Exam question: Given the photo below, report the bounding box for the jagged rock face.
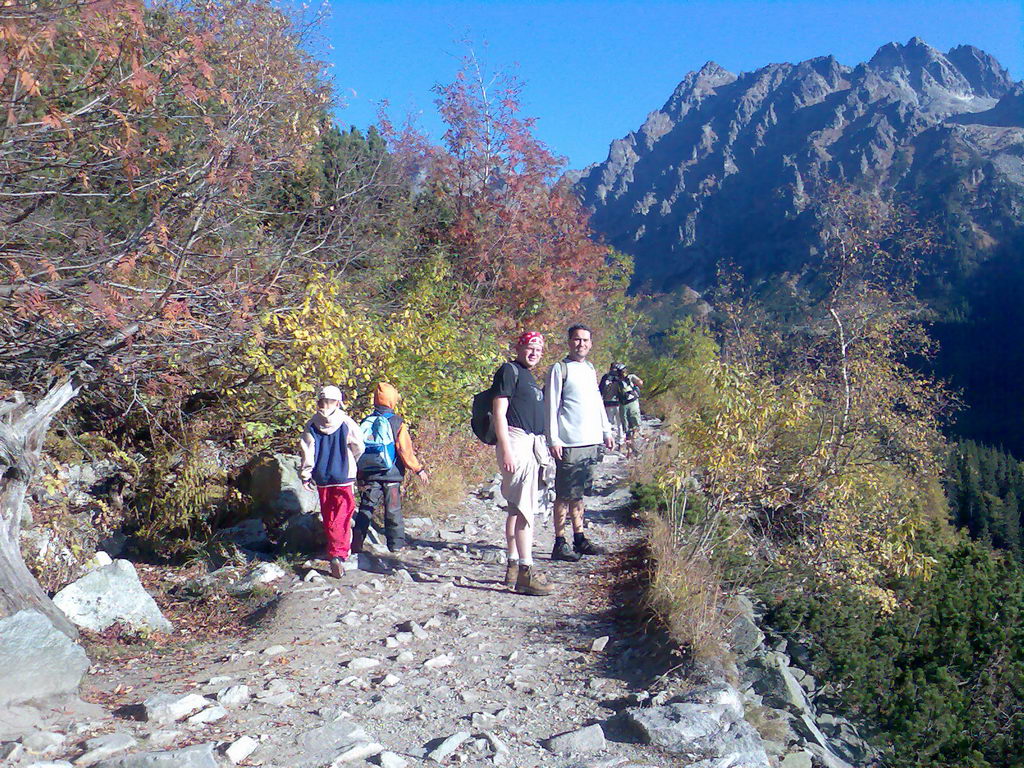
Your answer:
[575,38,1023,290]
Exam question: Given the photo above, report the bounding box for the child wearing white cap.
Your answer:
[299,385,364,577]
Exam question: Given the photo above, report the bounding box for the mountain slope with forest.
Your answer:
[575,37,1024,450]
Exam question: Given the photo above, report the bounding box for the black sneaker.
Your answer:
[552,539,582,562]
[574,536,607,556]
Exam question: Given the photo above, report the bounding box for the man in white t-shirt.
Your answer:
[545,324,614,561]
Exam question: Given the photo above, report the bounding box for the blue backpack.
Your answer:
[357,413,397,474]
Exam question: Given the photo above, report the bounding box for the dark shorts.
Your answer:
[554,445,600,501]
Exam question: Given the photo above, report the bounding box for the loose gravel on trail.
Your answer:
[16,442,680,767]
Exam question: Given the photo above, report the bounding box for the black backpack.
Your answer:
[471,364,520,445]
[599,372,620,403]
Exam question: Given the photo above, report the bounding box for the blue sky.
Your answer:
[316,1,1023,170]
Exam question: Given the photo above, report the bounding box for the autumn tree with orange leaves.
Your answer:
[385,54,611,329]
[0,0,339,635]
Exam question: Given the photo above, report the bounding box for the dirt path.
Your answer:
[12,441,681,767]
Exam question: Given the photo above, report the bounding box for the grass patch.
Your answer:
[404,419,493,519]
[642,512,726,664]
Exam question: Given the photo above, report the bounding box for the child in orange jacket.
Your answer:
[352,382,428,552]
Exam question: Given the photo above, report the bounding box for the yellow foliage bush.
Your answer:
[238,258,504,438]
[653,322,939,606]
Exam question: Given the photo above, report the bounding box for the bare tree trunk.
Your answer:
[827,305,852,475]
[0,380,81,638]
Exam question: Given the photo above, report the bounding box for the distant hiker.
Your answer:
[352,382,429,554]
[602,362,644,452]
[299,385,365,579]
[491,331,554,596]
[599,363,625,449]
[546,324,614,562]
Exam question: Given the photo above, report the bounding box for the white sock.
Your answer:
[520,555,533,567]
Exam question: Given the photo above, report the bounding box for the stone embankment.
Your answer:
[1,422,871,767]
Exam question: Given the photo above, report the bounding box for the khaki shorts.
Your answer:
[498,427,550,525]
[554,445,600,501]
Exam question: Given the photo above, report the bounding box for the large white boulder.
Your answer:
[52,560,172,634]
[0,610,90,706]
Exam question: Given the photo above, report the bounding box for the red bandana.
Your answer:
[517,331,544,347]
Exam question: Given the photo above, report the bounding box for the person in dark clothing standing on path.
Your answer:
[352,382,428,554]
[492,331,554,596]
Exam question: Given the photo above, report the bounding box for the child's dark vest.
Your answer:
[308,421,350,486]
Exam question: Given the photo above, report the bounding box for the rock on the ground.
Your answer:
[423,654,452,670]
[216,685,250,708]
[282,512,327,554]
[0,743,24,761]
[346,657,380,670]
[216,519,272,552]
[543,724,606,756]
[751,652,811,714]
[679,683,746,721]
[93,743,218,768]
[83,552,114,571]
[780,750,814,768]
[142,732,181,749]
[227,562,285,595]
[625,703,720,750]
[74,733,137,766]
[351,553,392,574]
[804,742,856,768]
[52,560,173,634]
[141,693,210,724]
[270,720,370,768]
[23,731,66,754]
[377,752,408,768]
[236,453,319,517]
[624,699,770,767]
[425,731,470,762]
[223,736,258,765]
[726,611,765,661]
[330,741,382,764]
[0,610,90,706]
[186,705,226,725]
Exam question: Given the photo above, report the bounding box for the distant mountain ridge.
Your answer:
[575,37,1024,292]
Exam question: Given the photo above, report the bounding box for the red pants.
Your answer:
[317,484,355,559]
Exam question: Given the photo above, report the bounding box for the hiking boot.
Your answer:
[350,529,365,555]
[551,538,582,562]
[574,536,607,556]
[515,565,553,596]
[504,559,519,589]
[329,557,344,579]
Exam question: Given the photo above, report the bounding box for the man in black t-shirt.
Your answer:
[491,331,553,596]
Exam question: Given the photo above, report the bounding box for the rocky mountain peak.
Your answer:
[863,37,1012,108]
[574,40,1024,291]
[868,36,941,69]
[946,44,1015,98]
[667,61,737,110]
